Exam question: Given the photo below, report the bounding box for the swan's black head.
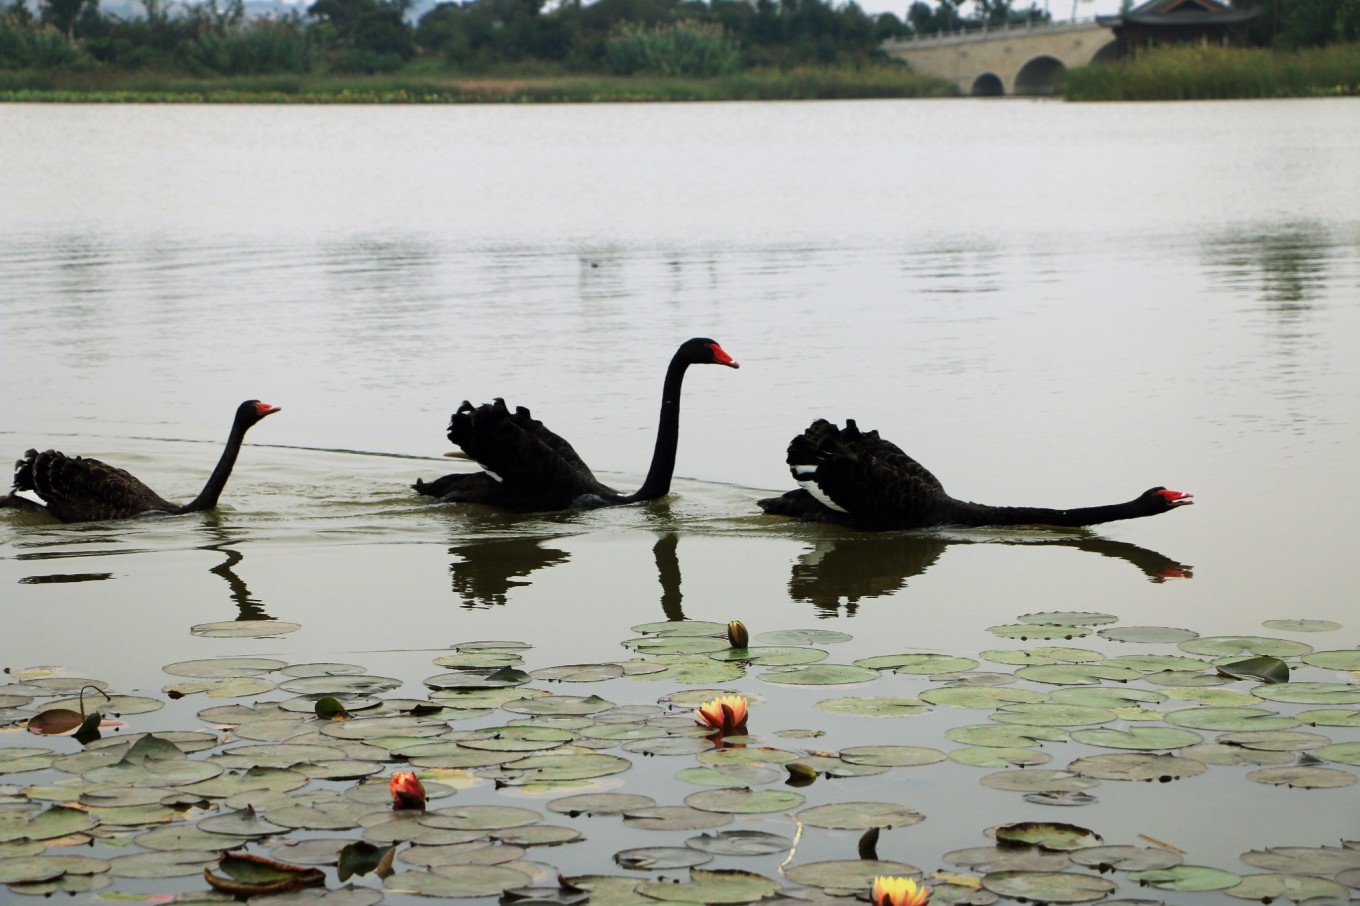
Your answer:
[1143,487,1193,511]
[237,400,282,426]
[680,338,739,369]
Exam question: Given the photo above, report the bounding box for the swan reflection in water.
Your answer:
[199,525,273,621]
[789,533,1192,616]
[446,536,572,609]
[443,532,686,616]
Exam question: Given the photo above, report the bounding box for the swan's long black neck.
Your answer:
[947,497,1155,528]
[178,415,254,513]
[624,351,693,503]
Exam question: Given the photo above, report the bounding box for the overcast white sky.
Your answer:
[857,0,1127,21]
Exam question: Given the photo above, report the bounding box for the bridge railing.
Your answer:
[883,16,1103,48]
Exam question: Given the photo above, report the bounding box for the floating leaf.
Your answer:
[922,687,1047,709]
[1223,873,1349,901]
[1254,682,1360,705]
[1068,846,1183,872]
[615,847,712,870]
[795,801,923,830]
[979,770,1099,794]
[759,664,880,685]
[1301,650,1360,670]
[784,859,920,891]
[622,806,734,831]
[1069,727,1202,750]
[1178,636,1312,658]
[1215,656,1291,684]
[385,865,533,898]
[685,830,794,856]
[1240,846,1360,874]
[1127,865,1241,891]
[0,853,111,884]
[637,868,780,903]
[754,629,852,646]
[1164,707,1298,732]
[684,788,805,814]
[991,704,1115,728]
[839,745,946,767]
[107,850,219,879]
[949,747,1053,768]
[981,870,1115,902]
[988,624,1092,641]
[855,654,979,674]
[815,696,930,717]
[191,620,301,639]
[1098,626,1198,644]
[993,822,1101,851]
[1262,619,1341,633]
[203,852,326,895]
[1067,753,1206,782]
[548,793,657,816]
[163,658,287,678]
[1247,765,1357,787]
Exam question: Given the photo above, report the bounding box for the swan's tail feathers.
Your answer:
[413,472,504,505]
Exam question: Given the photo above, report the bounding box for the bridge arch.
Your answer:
[1014,54,1065,96]
[1089,39,1119,65]
[970,72,1005,96]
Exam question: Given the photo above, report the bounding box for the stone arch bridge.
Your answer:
[882,20,1117,96]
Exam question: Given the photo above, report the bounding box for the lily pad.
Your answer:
[191,620,301,638]
[384,865,533,898]
[1069,727,1203,750]
[637,868,781,903]
[547,793,657,816]
[622,806,734,831]
[683,788,806,814]
[784,859,921,891]
[1223,873,1349,901]
[1098,626,1198,644]
[854,654,979,674]
[685,830,794,856]
[981,870,1115,902]
[1067,753,1206,782]
[1068,846,1183,872]
[815,696,930,717]
[838,745,947,767]
[753,629,852,646]
[615,847,712,870]
[1127,865,1241,891]
[759,664,880,685]
[1178,636,1312,658]
[795,801,924,830]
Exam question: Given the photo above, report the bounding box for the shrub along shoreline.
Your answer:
[1,43,1356,103]
[0,64,958,102]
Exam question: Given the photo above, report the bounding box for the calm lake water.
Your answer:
[2,98,1359,902]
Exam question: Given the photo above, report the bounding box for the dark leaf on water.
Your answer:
[203,851,326,895]
[1215,656,1290,684]
[338,841,398,881]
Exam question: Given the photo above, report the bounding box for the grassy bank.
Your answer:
[0,63,957,103]
[1065,42,1360,101]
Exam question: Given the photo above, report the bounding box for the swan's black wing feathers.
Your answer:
[441,399,615,511]
[12,449,175,522]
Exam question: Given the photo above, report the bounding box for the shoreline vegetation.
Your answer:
[0,62,959,102]
[1,42,1358,103]
[2,43,1358,103]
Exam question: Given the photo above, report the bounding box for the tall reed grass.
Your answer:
[1065,42,1360,101]
[0,62,956,102]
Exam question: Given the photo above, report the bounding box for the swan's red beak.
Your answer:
[1157,489,1193,506]
[709,343,739,369]
[254,402,282,417]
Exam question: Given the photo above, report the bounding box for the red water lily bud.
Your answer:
[389,771,426,810]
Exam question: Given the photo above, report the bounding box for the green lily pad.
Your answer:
[1164,707,1299,731]
[1069,727,1203,750]
[191,620,302,638]
[1068,846,1183,872]
[854,654,979,674]
[922,687,1047,709]
[675,765,784,787]
[759,664,880,685]
[1240,846,1360,874]
[0,806,96,844]
[1015,664,1141,685]
[838,745,947,767]
[988,624,1092,641]
[548,793,657,816]
[753,629,852,646]
[502,695,616,716]
[632,620,729,637]
[1224,873,1349,901]
[982,647,1105,666]
[1098,626,1198,643]
[1313,740,1360,765]
[107,850,219,878]
[530,664,627,682]
[622,806,734,831]
[684,789,806,814]
[1178,636,1312,658]
[784,859,920,890]
[1215,729,1328,751]
[163,658,288,678]
[637,868,781,903]
[1254,682,1360,705]
[795,801,924,830]
[1245,765,1356,788]
[384,865,533,898]
[685,830,794,856]
[1100,654,1210,673]
[981,870,1115,902]
[710,647,827,666]
[422,805,541,830]
[948,747,1053,768]
[1296,708,1360,727]
[815,696,930,717]
[1301,650,1360,670]
[979,770,1100,793]
[944,846,1074,872]
[1067,753,1206,782]
[476,751,632,785]
[1262,619,1342,633]
[1127,865,1241,891]
[615,847,713,870]
[991,704,1115,727]
[945,724,1068,748]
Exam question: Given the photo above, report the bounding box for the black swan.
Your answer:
[413,338,738,513]
[758,418,1193,531]
[0,400,281,523]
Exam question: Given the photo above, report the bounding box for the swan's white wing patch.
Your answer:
[796,476,849,513]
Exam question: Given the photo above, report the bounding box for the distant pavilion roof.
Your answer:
[1096,0,1261,29]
